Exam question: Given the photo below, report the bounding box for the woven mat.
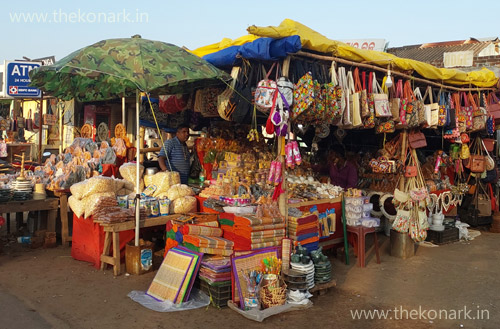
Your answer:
[147,248,195,303]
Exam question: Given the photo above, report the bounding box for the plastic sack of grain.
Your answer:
[117,188,135,196]
[172,196,197,214]
[166,184,194,201]
[69,181,86,200]
[68,195,85,218]
[151,171,181,197]
[119,163,145,192]
[77,176,116,200]
[83,192,117,218]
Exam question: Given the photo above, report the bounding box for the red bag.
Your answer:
[483,138,496,152]
[159,94,188,114]
[408,130,427,149]
[487,93,500,121]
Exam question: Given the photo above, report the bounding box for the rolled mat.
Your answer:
[182,224,223,237]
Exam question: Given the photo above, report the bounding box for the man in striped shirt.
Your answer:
[158,124,191,184]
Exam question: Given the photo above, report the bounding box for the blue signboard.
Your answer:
[6,61,41,98]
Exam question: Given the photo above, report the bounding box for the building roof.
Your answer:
[387,39,496,64]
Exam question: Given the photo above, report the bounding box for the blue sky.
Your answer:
[1,0,498,62]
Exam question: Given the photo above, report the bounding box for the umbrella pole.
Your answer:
[135,91,140,246]
[122,97,126,126]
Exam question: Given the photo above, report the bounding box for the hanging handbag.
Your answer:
[486,92,500,122]
[33,105,41,129]
[324,61,341,124]
[408,129,427,149]
[218,66,241,121]
[482,140,495,171]
[232,63,255,124]
[292,72,315,120]
[17,109,25,129]
[427,87,439,127]
[476,182,492,217]
[25,109,33,131]
[470,137,485,173]
[413,87,426,125]
[43,103,57,126]
[348,70,362,127]
[363,72,375,128]
[389,79,402,122]
[372,72,391,117]
[483,138,496,152]
[437,91,447,126]
[403,81,420,127]
[255,63,279,114]
[354,68,369,118]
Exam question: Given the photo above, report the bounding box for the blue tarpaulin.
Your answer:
[202,36,302,67]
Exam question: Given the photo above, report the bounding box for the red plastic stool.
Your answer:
[346,225,381,267]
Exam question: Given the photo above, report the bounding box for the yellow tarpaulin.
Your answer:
[191,35,260,58]
[193,19,498,88]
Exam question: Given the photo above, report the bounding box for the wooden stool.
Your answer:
[346,225,381,267]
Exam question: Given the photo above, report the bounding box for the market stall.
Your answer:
[2,19,499,320]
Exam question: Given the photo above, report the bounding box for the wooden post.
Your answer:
[400,130,408,190]
[280,56,291,236]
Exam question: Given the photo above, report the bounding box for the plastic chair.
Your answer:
[346,225,381,267]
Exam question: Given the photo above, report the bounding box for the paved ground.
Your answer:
[0,228,498,329]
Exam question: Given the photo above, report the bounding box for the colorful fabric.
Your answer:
[294,236,319,245]
[288,214,318,225]
[296,232,319,241]
[182,224,223,237]
[233,228,285,240]
[218,218,234,227]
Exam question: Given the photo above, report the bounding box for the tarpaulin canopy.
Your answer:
[193,19,498,88]
[201,36,302,67]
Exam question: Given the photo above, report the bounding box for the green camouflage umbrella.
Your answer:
[29,35,229,101]
[29,36,229,247]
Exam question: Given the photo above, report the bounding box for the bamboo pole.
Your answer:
[280,56,291,238]
[294,51,497,92]
[400,130,408,190]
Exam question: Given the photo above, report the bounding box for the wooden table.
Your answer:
[94,214,181,276]
[51,189,71,246]
[1,198,59,233]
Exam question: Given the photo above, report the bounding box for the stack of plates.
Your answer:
[290,261,315,290]
[282,268,308,291]
[314,261,333,284]
[11,180,32,201]
[0,188,11,203]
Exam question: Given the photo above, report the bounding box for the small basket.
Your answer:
[259,282,287,309]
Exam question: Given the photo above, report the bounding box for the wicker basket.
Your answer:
[259,281,287,309]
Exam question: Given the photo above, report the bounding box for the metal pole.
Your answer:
[38,92,44,162]
[59,100,63,154]
[135,91,141,246]
[122,97,126,126]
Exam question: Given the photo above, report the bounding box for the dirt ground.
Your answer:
[0,228,499,329]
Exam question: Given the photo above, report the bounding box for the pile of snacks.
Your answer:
[35,138,125,191]
[287,174,343,201]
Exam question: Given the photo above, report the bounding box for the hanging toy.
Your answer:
[268,161,277,185]
[285,143,294,168]
[291,141,302,165]
[274,161,282,185]
[434,151,443,174]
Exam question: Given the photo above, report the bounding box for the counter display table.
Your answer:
[93,214,181,276]
[0,198,59,233]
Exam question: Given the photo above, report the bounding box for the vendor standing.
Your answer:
[158,124,191,184]
[328,145,358,189]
